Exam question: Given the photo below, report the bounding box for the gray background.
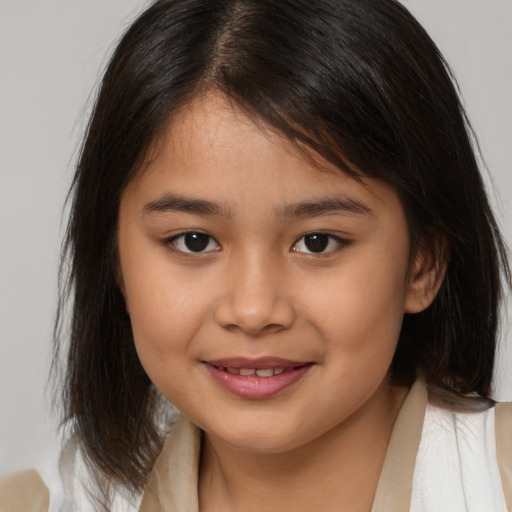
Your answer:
[1,0,511,477]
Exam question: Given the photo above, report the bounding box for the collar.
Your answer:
[139,378,427,512]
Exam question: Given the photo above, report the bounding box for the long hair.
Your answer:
[55,0,510,499]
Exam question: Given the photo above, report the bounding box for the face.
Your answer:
[118,93,433,454]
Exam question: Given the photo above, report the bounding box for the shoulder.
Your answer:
[495,402,512,510]
[411,397,512,512]
[0,456,140,512]
[0,469,49,512]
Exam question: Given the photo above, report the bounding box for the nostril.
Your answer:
[213,285,295,335]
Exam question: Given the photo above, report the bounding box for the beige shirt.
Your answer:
[2,379,511,512]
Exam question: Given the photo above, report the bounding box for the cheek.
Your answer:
[303,249,409,353]
[128,289,204,405]
[129,278,202,340]
[122,263,211,382]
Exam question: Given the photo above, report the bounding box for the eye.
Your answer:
[292,233,346,254]
[167,232,220,254]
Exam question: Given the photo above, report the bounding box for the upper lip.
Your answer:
[204,357,311,369]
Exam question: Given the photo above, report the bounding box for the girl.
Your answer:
[1,0,511,510]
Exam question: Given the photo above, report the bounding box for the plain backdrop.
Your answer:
[1,0,511,477]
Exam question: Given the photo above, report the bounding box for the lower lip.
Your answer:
[204,363,313,399]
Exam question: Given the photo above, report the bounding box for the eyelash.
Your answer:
[164,231,221,254]
[291,233,349,255]
[163,231,349,255]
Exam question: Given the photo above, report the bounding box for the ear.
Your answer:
[404,238,448,314]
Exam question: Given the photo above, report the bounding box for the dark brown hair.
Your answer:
[55,0,510,500]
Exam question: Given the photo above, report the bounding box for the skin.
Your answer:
[118,93,444,511]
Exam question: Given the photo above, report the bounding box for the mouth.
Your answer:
[208,364,308,378]
[202,358,314,399]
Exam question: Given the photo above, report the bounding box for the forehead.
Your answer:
[123,92,403,221]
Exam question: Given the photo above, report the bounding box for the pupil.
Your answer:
[184,232,210,252]
[305,233,328,252]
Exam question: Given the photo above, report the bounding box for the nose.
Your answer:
[214,251,295,336]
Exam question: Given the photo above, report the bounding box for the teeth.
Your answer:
[255,368,274,377]
[221,367,288,377]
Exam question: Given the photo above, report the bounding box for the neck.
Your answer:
[198,382,408,512]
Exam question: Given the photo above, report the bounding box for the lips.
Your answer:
[203,358,313,399]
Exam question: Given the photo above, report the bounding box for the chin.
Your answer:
[218,432,300,454]
[201,413,317,454]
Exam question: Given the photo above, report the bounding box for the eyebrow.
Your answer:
[143,193,373,219]
[281,196,374,218]
[143,193,231,217]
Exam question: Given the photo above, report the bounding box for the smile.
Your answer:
[203,358,314,399]
[212,366,297,377]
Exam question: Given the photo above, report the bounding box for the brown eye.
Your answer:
[303,234,329,253]
[292,233,347,254]
[169,232,220,253]
[183,232,210,252]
